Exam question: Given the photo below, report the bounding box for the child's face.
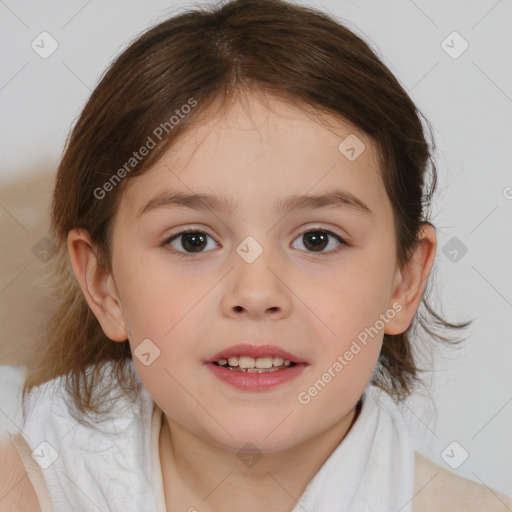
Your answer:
[104,93,417,451]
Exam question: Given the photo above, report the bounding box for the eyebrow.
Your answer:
[137,189,373,218]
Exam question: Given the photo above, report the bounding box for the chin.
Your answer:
[206,424,300,454]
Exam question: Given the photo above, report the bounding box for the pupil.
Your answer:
[304,231,327,251]
[182,232,206,252]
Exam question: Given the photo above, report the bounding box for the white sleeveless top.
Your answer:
[7,361,418,512]
[10,361,167,511]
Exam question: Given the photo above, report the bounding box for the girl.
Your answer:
[1,0,510,510]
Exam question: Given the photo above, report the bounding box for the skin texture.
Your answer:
[68,92,436,512]
[0,435,42,511]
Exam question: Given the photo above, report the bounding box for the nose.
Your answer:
[220,249,292,321]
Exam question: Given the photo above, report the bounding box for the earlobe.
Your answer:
[67,229,128,342]
[384,224,437,336]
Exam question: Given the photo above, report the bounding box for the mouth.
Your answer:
[204,344,308,391]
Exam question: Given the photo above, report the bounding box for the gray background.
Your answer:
[0,0,511,498]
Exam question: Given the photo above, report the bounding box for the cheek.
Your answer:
[311,260,392,340]
[300,257,390,394]
[116,264,212,373]
[114,253,185,337]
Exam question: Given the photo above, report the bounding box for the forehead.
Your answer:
[119,93,389,220]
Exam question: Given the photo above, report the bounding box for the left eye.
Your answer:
[291,229,346,254]
[163,228,346,256]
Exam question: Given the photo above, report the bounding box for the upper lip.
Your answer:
[205,343,307,364]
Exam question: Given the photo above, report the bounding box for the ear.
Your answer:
[384,224,437,335]
[67,228,128,342]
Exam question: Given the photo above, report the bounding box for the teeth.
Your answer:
[239,356,256,369]
[217,355,294,369]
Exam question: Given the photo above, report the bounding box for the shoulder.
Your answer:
[0,434,40,512]
[413,451,512,512]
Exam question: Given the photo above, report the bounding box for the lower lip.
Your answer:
[205,362,307,391]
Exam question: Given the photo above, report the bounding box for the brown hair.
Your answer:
[22,0,471,421]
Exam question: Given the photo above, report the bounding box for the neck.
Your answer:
[159,400,362,512]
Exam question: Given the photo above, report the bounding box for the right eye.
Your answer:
[163,229,219,257]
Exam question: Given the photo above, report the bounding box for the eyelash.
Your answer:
[161,227,348,259]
